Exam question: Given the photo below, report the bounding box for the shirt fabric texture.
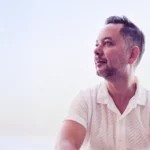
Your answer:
[65,79,150,150]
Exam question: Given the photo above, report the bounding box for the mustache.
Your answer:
[95,56,107,63]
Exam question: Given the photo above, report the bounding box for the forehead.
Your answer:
[97,24,124,41]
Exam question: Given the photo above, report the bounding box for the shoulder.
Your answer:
[75,82,105,106]
[79,82,103,99]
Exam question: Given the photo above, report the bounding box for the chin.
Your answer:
[96,70,105,77]
[96,68,117,79]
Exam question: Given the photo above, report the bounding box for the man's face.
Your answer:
[94,23,131,79]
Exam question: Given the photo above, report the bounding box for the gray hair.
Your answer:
[105,16,145,65]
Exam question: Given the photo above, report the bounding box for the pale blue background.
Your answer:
[0,0,150,149]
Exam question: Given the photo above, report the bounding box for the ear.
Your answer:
[128,46,140,64]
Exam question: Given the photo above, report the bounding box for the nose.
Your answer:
[94,44,104,56]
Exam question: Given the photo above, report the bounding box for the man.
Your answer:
[55,16,150,150]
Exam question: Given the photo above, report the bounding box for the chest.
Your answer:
[86,105,150,150]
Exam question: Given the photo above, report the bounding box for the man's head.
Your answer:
[105,16,145,65]
[94,16,145,80]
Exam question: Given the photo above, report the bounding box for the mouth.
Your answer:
[95,59,107,64]
[95,60,107,67]
[96,60,106,63]
[94,55,107,66]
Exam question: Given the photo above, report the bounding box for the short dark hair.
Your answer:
[105,16,145,65]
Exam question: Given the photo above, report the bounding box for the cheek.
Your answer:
[106,52,127,66]
[106,52,118,62]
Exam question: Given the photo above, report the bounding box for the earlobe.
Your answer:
[128,46,139,64]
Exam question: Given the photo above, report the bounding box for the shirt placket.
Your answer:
[116,117,126,150]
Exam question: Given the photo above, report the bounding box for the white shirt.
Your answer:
[65,79,150,150]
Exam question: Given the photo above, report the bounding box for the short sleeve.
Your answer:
[65,90,88,129]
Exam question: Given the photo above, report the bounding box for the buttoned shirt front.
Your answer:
[65,79,150,150]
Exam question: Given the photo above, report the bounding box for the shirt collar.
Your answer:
[96,77,147,106]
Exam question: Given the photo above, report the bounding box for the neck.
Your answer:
[107,76,136,94]
[106,75,137,113]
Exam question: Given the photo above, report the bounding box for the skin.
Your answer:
[55,23,140,150]
[94,23,139,113]
[55,120,86,150]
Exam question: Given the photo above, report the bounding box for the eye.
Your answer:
[95,43,99,47]
[104,41,113,46]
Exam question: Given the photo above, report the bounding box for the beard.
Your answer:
[96,65,120,79]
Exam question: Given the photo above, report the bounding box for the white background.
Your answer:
[0,0,150,149]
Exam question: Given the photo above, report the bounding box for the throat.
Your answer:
[107,80,137,114]
[114,100,130,114]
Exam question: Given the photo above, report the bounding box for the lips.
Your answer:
[95,59,107,64]
[95,55,107,64]
[96,60,106,63]
[95,59,107,68]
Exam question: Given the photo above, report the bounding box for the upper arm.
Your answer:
[57,120,86,149]
[66,90,88,129]
[56,90,88,149]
